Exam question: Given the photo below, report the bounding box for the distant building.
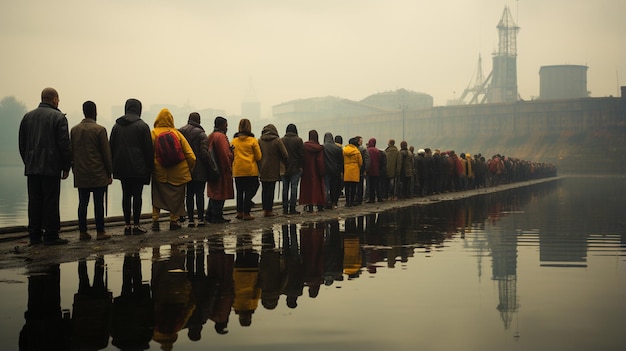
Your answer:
[360,88,433,110]
[539,65,589,100]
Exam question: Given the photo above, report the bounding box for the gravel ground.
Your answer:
[0,177,561,271]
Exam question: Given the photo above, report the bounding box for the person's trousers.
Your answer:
[325,174,342,206]
[120,178,144,225]
[27,175,61,242]
[78,186,107,232]
[261,181,277,211]
[282,173,300,210]
[368,176,381,201]
[207,198,226,220]
[185,180,206,220]
[235,176,259,214]
[345,181,358,206]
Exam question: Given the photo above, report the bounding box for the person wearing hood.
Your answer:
[258,124,288,217]
[280,124,304,215]
[150,108,196,231]
[178,112,210,227]
[70,101,112,241]
[343,137,362,207]
[300,130,326,212]
[206,116,234,223]
[322,132,343,209]
[355,136,369,205]
[399,141,413,198]
[110,98,154,236]
[385,139,402,201]
[231,118,262,220]
[365,137,384,203]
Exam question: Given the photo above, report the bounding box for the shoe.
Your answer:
[187,223,196,228]
[211,217,230,224]
[197,220,206,227]
[43,238,69,246]
[264,210,276,217]
[243,213,255,221]
[289,208,300,215]
[124,227,132,236]
[151,221,160,232]
[235,212,243,219]
[133,226,147,235]
[79,231,92,241]
[170,221,182,230]
[96,232,112,240]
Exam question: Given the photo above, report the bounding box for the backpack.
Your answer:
[155,130,186,167]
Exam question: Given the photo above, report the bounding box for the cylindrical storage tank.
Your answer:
[539,65,588,99]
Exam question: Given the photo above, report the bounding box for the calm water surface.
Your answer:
[0,176,624,350]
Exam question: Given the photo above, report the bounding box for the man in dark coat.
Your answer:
[366,138,384,203]
[206,116,234,223]
[70,101,112,241]
[280,124,304,214]
[19,87,72,245]
[179,112,210,227]
[110,98,153,235]
[322,132,343,209]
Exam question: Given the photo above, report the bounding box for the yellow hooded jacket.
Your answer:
[151,108,196,185]
[343,143,362,182]
[231,134,262,177]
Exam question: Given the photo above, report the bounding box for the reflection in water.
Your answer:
[15,178,626,349]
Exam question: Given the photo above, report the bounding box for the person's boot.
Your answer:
[96,231,112,240]
[170,221,182,230]
[151,221,160,232]
[79,231,92,241]
[243,212,255,220]
[235,212,244,220]
[264,210,276,217]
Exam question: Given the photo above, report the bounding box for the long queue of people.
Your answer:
[18,88,557,246]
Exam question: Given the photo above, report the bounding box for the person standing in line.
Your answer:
[322,132,343,209]
[342,137,362,207]
[110,98,153,236]
[365,137,384,203]
[232,118,262,220]
[150,108,196,231]
[355,136,369,206]
[399,141,414,198]
[70,101,112,241]
[300,130,326,212]
[206,117,234,223]
[258,124,288,217]
[19,87,72,245]
[280,124,304,215]
[179,112,210,227]
[385,139,402,201]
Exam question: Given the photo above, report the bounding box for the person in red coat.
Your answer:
[206,117,234,223]
[300,130,326,212]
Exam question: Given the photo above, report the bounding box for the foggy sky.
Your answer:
[1,0,623,125]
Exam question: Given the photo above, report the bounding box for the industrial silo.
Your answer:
[539,65,588,99]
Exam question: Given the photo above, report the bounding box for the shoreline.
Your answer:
[0,176,563,271]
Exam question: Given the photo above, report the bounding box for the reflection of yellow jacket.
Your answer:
[151,108,196,185]
[232,134,262,177]
[233,267,260,312]
[343,236,361,276]
[343,144,362,182]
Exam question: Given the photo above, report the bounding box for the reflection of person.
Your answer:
[323,221,344,285]
[185,243,210,341]
[260,229,286,309]
[207,237,235,334]
[233,235,261,326]
[18,87,72,245]
[111,252,154,350]
[301,222,325,298]
[179,112,210,227]
[150,108,196,231]
[19,264,71,350]
[71,257,112,349]
[110,98,153,236]
[206,116,234,223]
[282,224,304,308]
[232,118,262,220]
[70,101,113,241]
[152,246,196,350]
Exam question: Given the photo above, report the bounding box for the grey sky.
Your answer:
[1,0,623,123]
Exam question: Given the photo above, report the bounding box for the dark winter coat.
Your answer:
[385,145,402,178]
[207,129,234,200]
[258,124,288,182]
[281,125,304,177]
[110,99,153,183]
[366,138,382,177]
[19,102,72,177]
[322,132,343,177]
[300,131,326,205]
[179,120,210,182]
[70,118,113,188]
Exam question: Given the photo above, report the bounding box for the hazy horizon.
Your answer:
[2,0,623,124]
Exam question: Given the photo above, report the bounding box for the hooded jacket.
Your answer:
[281,124,304,176]
[110,99,154,183]
[323,132,343,177]
[19,102,72,177]
[343,142,362,182]
[385,144,402,178]
[151,108,195,185]
[258,124,288,182]
[231,120,262,177]
[300,130,326,205]
[366,138,382,177]
[179,119,210,182]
